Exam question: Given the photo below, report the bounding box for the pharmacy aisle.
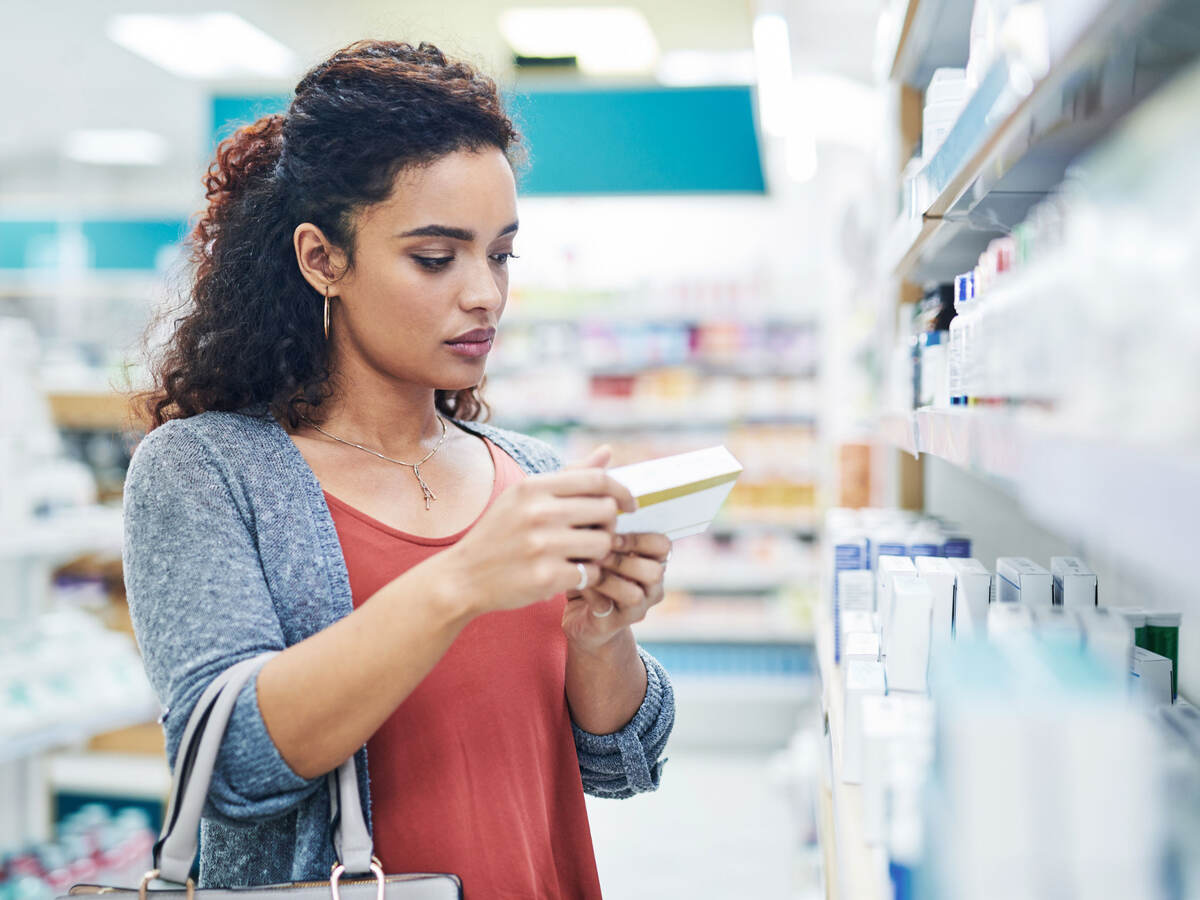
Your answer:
[809,0,1200,898]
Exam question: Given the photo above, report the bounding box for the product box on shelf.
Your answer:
[877,555,917,656]
[860,692,935,846]
[841,609,877,641]
[843,659,887,784]
[915,556,956,640]
[988,602,1035,638]
[1050,556,1098,608]
[884,575,933,693]
[949,558,992,638]
[1131,648,1173,707]
[1076,608,1134,677]
[844,631,881,664]
[996,557,1052,606]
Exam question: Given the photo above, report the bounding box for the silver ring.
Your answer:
[575,562,589,592]
[591,600,615,618]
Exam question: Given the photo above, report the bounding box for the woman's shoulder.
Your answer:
[128,408,289,483]
[452,418,563,474]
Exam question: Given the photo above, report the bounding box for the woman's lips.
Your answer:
[445,337,493,358]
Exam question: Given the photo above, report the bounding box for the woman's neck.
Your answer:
[304,369,447,461]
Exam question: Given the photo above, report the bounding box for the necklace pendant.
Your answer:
[414,464,437,511]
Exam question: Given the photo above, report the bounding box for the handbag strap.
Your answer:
[152,653,374,884]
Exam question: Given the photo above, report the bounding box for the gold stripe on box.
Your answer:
[634,471,740,509]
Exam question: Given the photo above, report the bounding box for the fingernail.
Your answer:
[613,534,625,550]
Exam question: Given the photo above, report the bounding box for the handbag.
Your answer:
[64,653,462,900]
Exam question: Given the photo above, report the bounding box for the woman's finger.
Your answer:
[601,552,665,589]
[553,496,621,530]
[589,569,647,611]
[541,468,637,513]
[612,532,671,561]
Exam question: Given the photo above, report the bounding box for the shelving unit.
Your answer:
[0,702,160,767]
[878,408,1200,581]
[813,614,887,900]
[817,0,1200,896]
[887,0,1200,284]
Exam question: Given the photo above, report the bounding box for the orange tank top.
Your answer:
[323,436,602,899]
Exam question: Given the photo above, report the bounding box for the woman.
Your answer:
[123,40,674,898]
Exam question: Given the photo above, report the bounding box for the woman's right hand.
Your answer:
[440,446,637,615]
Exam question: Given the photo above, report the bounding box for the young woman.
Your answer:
[123,40,674,898]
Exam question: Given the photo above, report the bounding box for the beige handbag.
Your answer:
[64,654,461,900]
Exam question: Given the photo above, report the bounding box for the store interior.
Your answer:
[2,1,1198,898]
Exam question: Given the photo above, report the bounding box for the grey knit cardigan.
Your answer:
[122,408,674,888]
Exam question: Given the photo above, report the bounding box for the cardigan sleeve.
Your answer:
[571,646,674,798]
[122,420,325,823]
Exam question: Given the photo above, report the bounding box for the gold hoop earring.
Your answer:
[323,287,331,341]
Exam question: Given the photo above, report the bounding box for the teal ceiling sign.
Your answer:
[211,84,765,195]
[506,85,765,194]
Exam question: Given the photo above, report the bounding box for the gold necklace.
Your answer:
[302,414,448,510]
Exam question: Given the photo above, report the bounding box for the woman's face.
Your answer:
[330,147,518,391]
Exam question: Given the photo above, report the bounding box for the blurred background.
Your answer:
[1,1,1198,898]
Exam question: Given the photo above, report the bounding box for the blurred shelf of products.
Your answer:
[812,0,1200,898]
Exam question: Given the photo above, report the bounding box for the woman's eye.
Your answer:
[414,256,453,270]
[491,252,520,265]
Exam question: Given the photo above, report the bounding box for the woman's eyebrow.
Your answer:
[395,220,519,241]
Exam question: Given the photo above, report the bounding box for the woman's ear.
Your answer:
[293,222,348,293]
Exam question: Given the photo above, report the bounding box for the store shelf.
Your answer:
[878,408,1200,577]
[503,312,818,328]
[814,614,889,900]
[664,562,815,594]
[634,620,812,645]
[0,701,159,766]
[890,0,1200,283]
[0,505,123,561]
[883,0,973,89]
[499,413,817,431]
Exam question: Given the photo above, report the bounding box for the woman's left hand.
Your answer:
[562,531,672,652]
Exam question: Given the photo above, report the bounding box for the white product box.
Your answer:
[884,575,933,693]
[915,556,956,640]
[877,555,917,657]
[996,557,1052,607]
[1076,608,1134,677]
[1051,556,1097,608]
[835,568,875,664]
[1031,607,1083,645]
[988,602,1034,639]
[843,660,887,784]
[841,609,877,638]
[1131,648,1173,707]
[861,693,934,845]
[609,446,742,540]
[948,558,992,638]
[845,631,881,664]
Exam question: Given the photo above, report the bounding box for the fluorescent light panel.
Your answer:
[107,12,296,80]
[656,50,756,86]
[499,7,659,74]
[753,13,792,137]
[63,129,169,166]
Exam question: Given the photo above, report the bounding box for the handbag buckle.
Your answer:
[329,857,385,900]
[138,870,195,900]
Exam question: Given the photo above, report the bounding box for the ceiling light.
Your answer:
[63,129,169,166]
[656,50,756,86]
[107,12,296,80]
[499,7,658,75]
[753,14,793,137]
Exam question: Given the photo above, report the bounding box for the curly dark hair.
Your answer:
[139,40,522,429]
